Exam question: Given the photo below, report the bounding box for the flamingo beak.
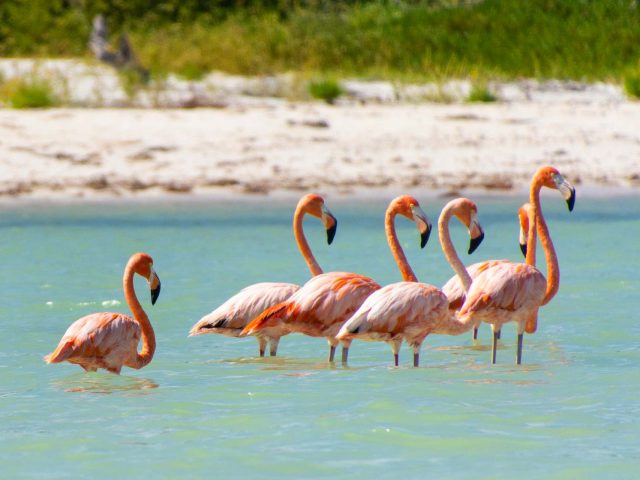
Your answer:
[321,205,337,245]
[149,269,161,305]
[468,215,484,254]
[519,225,527,258]
[411,205,432,248]
[553,174,576,212]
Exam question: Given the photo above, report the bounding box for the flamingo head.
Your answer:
[299,193,337,245]
[449,198,485,254]
[389,195,432,248]
[517,202,533,258]
[130,252,161,305]
[537,166,576,212]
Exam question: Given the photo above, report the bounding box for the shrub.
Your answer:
[308,78,343,104]
[623,73,640,99]
[467,82,497,103]
[1,78,58,108]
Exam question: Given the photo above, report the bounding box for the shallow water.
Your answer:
[1,195,638,479]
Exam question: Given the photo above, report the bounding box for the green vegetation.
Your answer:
[308,78,343,104]
[467,82,497,103]
[1,1,640,82]
[0,77,58,108]
[624,72,640,99]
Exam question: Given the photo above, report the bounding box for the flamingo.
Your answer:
[44,252,161,374]
[241,195,432,363]
[442,202,532,340]
[458,165,576,364]
[189,193,337,357]
[337,198,484,367]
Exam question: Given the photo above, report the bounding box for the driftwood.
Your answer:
[90,15,149,83]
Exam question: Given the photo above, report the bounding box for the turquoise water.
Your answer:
[1,195,638,479]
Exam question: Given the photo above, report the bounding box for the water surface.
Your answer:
[1,195,638,479]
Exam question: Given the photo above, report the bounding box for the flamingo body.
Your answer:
[337,282,451,349]
[45,252,161,374]
[242,272,381,357]
[45,312,142,374]
[442,259,510,311]
[459,262,546,332]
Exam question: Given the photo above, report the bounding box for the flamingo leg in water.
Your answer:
[394,353,399,367]
[491,330,499,364]
[413,351,419,367]
[328,345,336,362]
[258,337,267,357]
[496,330,501,340]
[516,333,523,365]
[341,347,349,365]
[269,338,279,357]
[472,328,478,340]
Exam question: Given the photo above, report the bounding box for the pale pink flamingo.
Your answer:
[241,195,432,363]
[337,198,484,367]
[458,166,575,364]
[189,193,337,357]
[442,202,532,340]
[44,252,161,374]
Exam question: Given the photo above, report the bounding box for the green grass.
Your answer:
[623,72,640,99]
[2,1,640,83]
[308,78,343,104]
[467,82,497,102]
[0,77,58,108]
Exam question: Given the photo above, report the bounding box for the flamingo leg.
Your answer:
[472,328,478,340]
[328,345,336,362]
[341,346,349,365]
[516,333,523,365]
[258,337,267,357]
[496,330,502,340]
[269,337,279,357]
[413,352,419,367]
[394,353,399,367]
[491,330,499,364]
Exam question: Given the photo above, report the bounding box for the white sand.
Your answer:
[1,63,639,201]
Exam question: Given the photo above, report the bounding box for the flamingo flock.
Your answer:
[45,165,575,374]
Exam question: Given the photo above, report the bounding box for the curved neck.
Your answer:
[124,265,155,368]
[525,205,537,267]
[438,207,472,292]
[530,179,559,305]
[293,207,323,276]
[385,210,418,282]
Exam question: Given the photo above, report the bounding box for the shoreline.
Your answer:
[2,100,639,203]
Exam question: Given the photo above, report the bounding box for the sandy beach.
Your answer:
[1,82,639,201]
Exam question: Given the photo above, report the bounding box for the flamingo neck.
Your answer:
[530,177,560,305]
[385,209,418,282]
[525,204,537,267]
[124,264,155,368]
[438,206,472,292]
[294,207,323,276]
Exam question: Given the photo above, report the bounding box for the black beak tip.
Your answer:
[420,228,431,249]
[151,281,161,305]
[468,232,484,255]
[326,221,337,245]
[566,190,576,212]
[519,242,527,258]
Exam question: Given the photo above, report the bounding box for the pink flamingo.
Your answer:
[241,195,432,363]
[44,252,161,374]
[442,203,532,340]
[337,198,484,367]
[189,193,337,357]
[458,166,575,364]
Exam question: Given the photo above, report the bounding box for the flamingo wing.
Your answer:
[338,282,449,342]
[459,262,546,326]
[442,259,510,310]
[45,312,140,372]
[190,282,300,336]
